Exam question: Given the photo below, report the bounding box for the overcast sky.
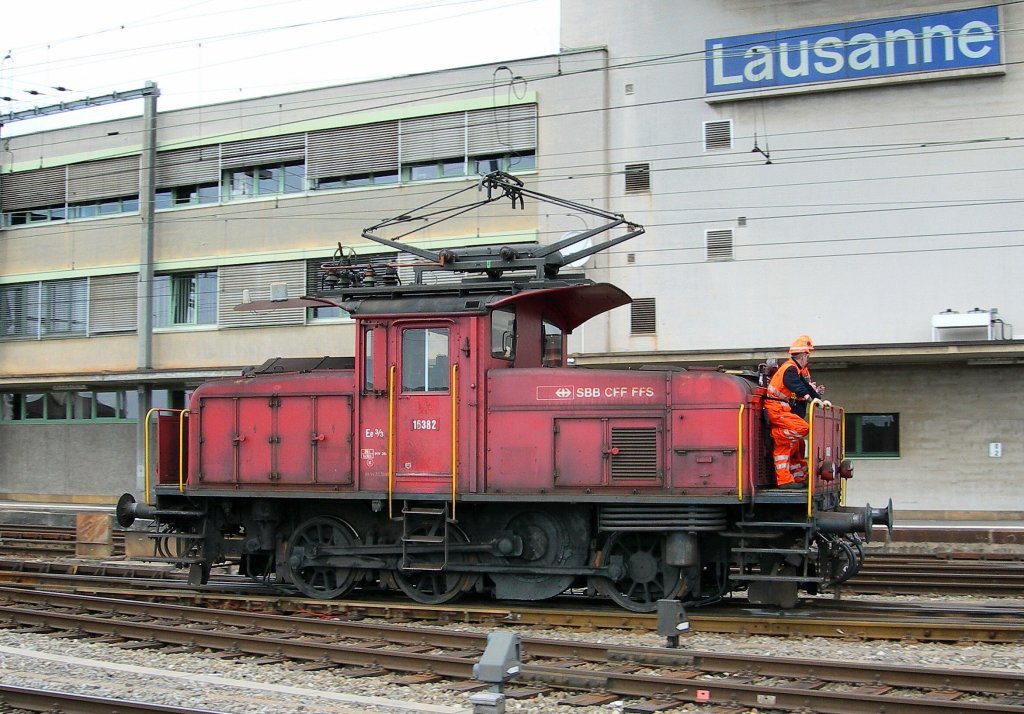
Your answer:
[0,0,560,135]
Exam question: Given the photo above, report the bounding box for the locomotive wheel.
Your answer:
[284,516,359,599]
[482,507,589,601]
[393,524,477,605]
[591,531,685,613]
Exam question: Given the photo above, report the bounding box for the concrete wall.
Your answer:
[0,423,136,500]
[822,363,1024,515]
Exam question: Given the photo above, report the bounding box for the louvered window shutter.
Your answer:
[307,122,400,180]
[68,156,140,202]
[89,274,138,334]
[220,134,305,170]
[218,262,307,328]
[468,105,537,155]
[1,166,67,211]
[0,282,40,339]
[156,146,220,187]
[400,113,466,163]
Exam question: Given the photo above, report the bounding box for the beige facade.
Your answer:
[1,3,1021,516]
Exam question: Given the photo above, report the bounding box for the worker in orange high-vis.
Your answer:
[764,335,830,489]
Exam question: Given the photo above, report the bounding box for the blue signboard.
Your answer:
[706,6,1001,93]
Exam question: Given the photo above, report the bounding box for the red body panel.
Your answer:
[188,372,355,489]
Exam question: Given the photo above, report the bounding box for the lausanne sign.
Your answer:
[706,6,1001,94]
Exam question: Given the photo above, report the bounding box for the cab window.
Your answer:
[402,327,450,392]
[542,319,563,367]
[491,308,516,361]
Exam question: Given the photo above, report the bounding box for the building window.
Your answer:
[153,271,218,327]
[630,298,656,334]
[624,163,651,193]
[155,183,220,209]
[474,152,536,175]
[845,413,900,458]
[406,158,468,182]
[1,390,134,421]
[3,204,67,227]
[225,161,305,200]
[0,279,87,340]
[66,196,139,220]
[315,170,400,190]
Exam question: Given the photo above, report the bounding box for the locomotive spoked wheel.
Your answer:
[393,524,477,605]
[284,516,359,599]
[591,531,685,612]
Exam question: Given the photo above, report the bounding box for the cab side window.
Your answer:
[402,327,450,392]
[491,308,516,361]
[542,319,563,367]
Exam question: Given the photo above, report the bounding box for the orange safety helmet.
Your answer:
[789,334,814,354]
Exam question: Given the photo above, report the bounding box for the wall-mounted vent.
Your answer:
[704,120,732,151]
[706,229,734,262]
[624,82,635,95]
[624,163,650,193]
[630,297,656,334]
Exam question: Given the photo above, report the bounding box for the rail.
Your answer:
[143,408,188,506]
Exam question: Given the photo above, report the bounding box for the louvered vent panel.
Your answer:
[89,274,137,334]
[68,156,140,201]
[1,166,66,211]
[704,120,733,151]
[467,104,537,154]
[220,134,305,169]
[706,229,734,262]
[401,113,466,163]
[624,163,650,192]
[630,297,656,334]
[610,427,659,479]
[155,146,220,187]
[307,122,399,179]
[218,262,306,327]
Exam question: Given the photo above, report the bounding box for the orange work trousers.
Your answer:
[764,401,809,486]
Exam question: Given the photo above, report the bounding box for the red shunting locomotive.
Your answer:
[118,173,892,611]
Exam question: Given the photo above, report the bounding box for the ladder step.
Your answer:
[146,533,205,540]
[403,507,447,516]
[403,535,445,544]
[733,547,812,555]
[736,521,813,529]
[130,557,205,565]
[732,574,819,582]
[401,562,445,572]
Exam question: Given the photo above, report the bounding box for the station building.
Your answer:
[1,1,1021,519]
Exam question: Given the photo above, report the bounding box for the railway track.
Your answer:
[0,683,218,713]
[0,586,1021,713]
[0,558,1021,644]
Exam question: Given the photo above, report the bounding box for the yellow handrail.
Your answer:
[806,398,824,518]
[387,364,396,520]
[178,409,190,494]
[839,405,847,506]
[451,363,458,520]
[736,404,745,501]
[143,407,185,506]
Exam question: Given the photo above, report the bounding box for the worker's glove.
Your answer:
[822,400,833,408]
